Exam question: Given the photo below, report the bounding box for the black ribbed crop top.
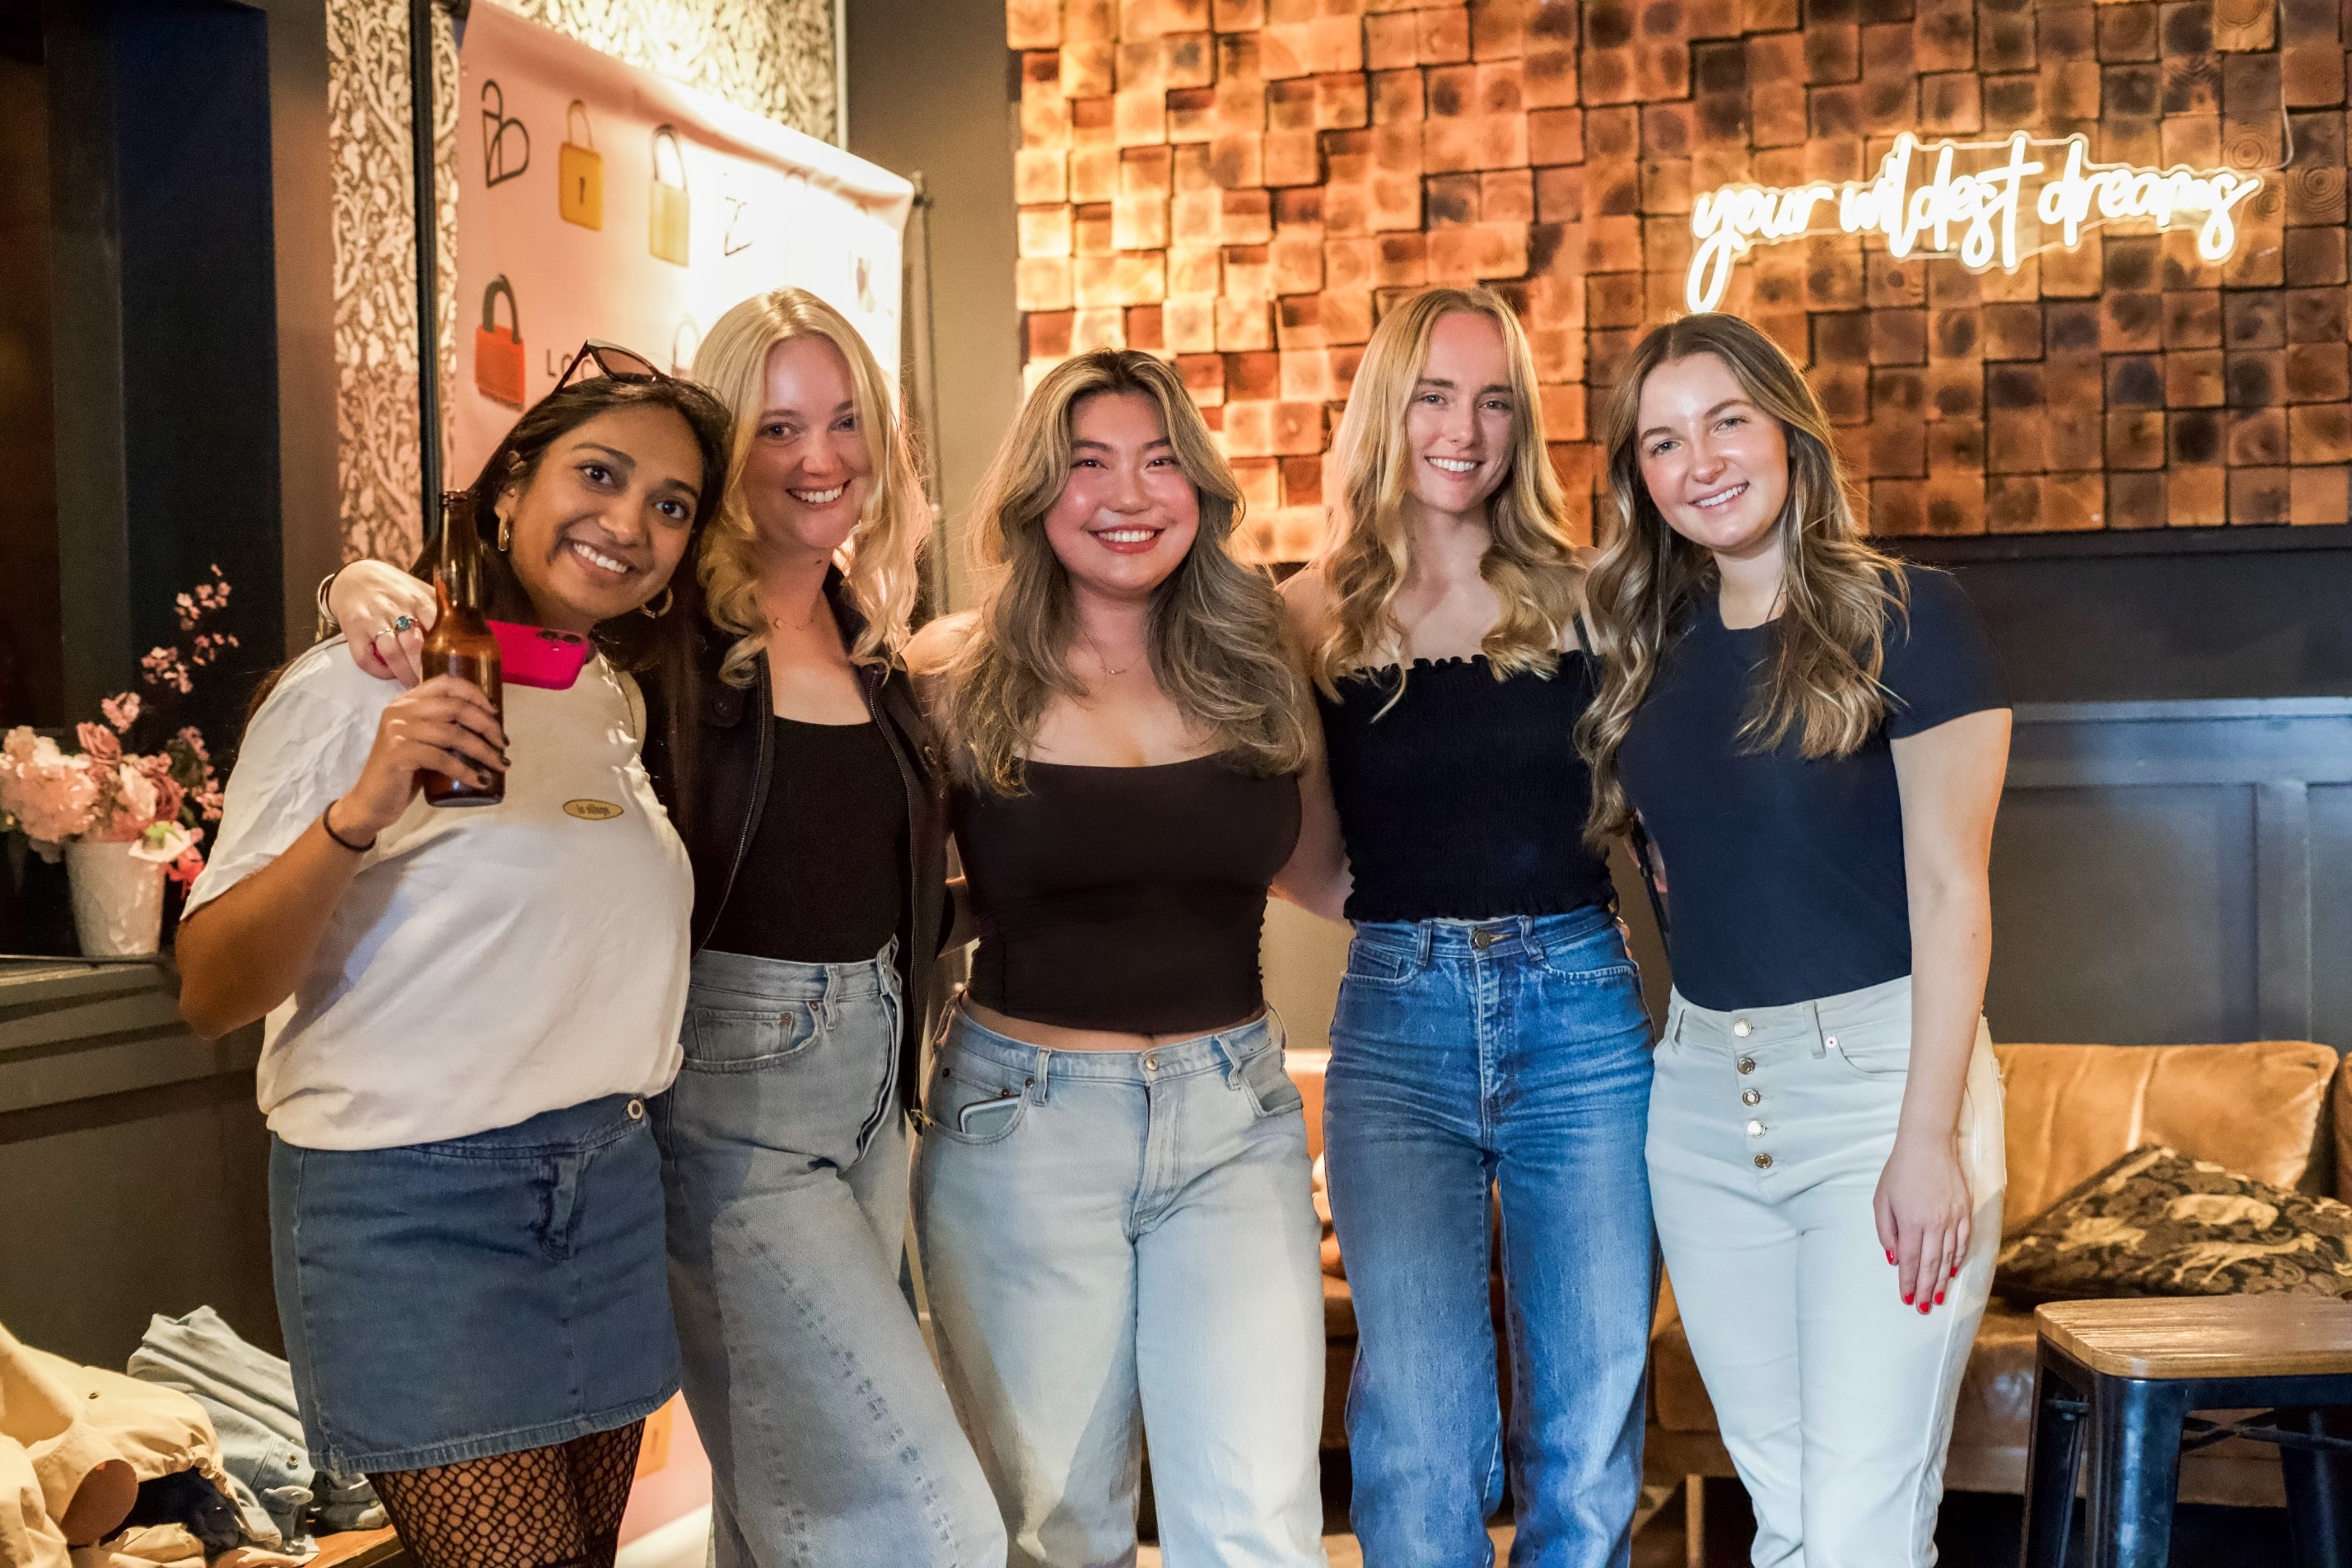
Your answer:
[1318,654,1617,922]
[953,754,1301,1035]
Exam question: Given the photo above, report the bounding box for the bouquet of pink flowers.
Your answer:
[0,567,231,887]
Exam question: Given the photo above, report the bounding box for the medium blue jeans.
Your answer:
[1324,908,1656,1568]
[651,945,1003,1568]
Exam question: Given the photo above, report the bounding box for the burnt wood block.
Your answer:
[1177,351,1225,404]
[1164,296,1217,352]
[1229,455,1278,511]
[1744,0,1799,27]
[2286,341,2352,401]
[1366,13,1418,71]
[2160,0,2213,56]
[1915,0,1975,68]
[1072,145,1122,203]
[1372,69,1426,124]
[2224,348,2284,406]
[1324,236,1375,292]
[1586,326,1640,391]
[1323,290,1375,344]
[2168,348,2227,404]
[1218,296,1276,350]
[1918,70,1982,131]
[1870,478,1930,535]
[1982,303,2045,360]
[2169,406,2226,461]
[1874,366,1927,415]
[1813,310,1871,366]
[1642,100,1695,156]
[2101,292,2164,352]
[1589,271,1645,327]
[1928,417,1986,469]
[2212,0,2276,50]
[2163,52,2223,114]
[1528,107,1584,164]
[1986,362,2045,410]
[2290,466,2351,523]
[1806,21,1860,82]
[1985,473,2045,532]
[2284,228,2350,284]
[1268,78,1318,134]
[1585,103,1640,157]
[1427,170,1482,226]
[2107,469,2167,529]
[2228,467,2292,524]
[1815,362,1872,423]
[2228,405,2289,464]
[2169,464,2228,523]
[1866,254,1929,310]
[1065,42,1118,98]
[1980,8,2035,72]
[2047,301,2103,352]
[1016,150,1070,204]
[2163,289,2224,347]
[1279,346,1334,399]
[2225,289,2288,348]
[1584,213,1643,273]
[2107,353,2166,406]
[1869,308,1930,364]
[2161,114,2221,167]
[2289,400,2352,461]
[1534,166,1584,221]
[2099,4,2160,58]
[1374,231,1429,286]
[1930,308,1983,360]
[1810,82,1865,137]
[1127,305,1166,350]
[1541,382,1589,441]
[1483,166,1535,223]
[1988,410,2050,471]
[1027,309,1077,359]
[1421,7,1474,66]
[1805,236,1868,310]
[1918,473,1987,534]
[2042,236,2106,298]
[2044,55,2102,119]
[1280,452,1323,506]
[1870,413,1928,476]
[2221,210,2286,287]
[1982,70,2042,122]
[2107,408,2168,467]
[1980,254,2041,302]
[2045,471,2107,530]
[2105,61,2163,116]
[1211,133,1266,189]
[2281,42,2346,106]
[1272,230,1324,293]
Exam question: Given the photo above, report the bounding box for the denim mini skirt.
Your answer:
[268,1094,679,1474]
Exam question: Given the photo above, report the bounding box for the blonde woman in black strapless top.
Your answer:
[906,349,1328,1568]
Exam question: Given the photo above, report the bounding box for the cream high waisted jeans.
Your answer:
[1648,975,2005,1568]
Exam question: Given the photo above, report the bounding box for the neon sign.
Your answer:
[1686,132,2264,314]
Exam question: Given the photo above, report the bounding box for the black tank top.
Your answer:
[953,754,1301,1034]
[1319,654,1616,922]
[706,717,909,963]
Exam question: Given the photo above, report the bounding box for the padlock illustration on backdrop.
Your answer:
[558,100,603,229]
[649,124,691,267]
[474,277,525,408]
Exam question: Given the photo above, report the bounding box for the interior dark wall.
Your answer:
[843,0,1020,610]
[45,0,284,750]
[1905,531,2352,703]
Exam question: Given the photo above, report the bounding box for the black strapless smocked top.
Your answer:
[1319,654,1616,923]
[953,754,1301,1034]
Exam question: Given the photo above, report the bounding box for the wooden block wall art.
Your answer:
[1010,0,2352,558]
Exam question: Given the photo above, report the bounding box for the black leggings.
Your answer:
[368,1421,642,1568]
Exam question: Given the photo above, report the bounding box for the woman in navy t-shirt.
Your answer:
[1577,314,2010,1568]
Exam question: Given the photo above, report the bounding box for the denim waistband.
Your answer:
[691,937,899,1005]
[406,1093,648,1156]
[1665,973,1911,1058]
[1352,903,1617,963]
[944,1006,1280,1093]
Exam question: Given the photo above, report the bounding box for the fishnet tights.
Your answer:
[369,1421,642,1568]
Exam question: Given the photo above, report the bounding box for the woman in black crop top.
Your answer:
[1273,287,1659,1566]
[1580,314,2009,1567]
[324,292,999,1568]
[907,350,1327,1567]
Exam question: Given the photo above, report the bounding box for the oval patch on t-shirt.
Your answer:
[564,799,625,821]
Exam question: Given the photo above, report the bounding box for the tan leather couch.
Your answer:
[1296,1043,2352,1503]
[1646,1041,2352,1510]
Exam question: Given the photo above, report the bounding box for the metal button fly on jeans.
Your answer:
[1754,1153,1773,1169]
[1470,927,1496,950]
[1742,1088,1761,1106]
[1825,1034,1840,1050]
[1733,1019,1752,1037]
[1746,1119,1765,1137]
[1143,1055,1159,1073]
[1736,1056,1756,1075]
[627,1099,645,1119]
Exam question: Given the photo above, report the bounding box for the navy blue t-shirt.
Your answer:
[1615,566,2007,1010]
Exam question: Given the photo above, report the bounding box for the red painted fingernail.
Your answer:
[1903,1292,1914,1304]
[1951,1265,1961,1278]
[1919,1302,1931,1314]
[1934,1290,1946,1304]
[1887,1249,1897,1263]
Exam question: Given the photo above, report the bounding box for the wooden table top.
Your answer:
[2037,1295,2352,1381]
[306,1527,400,1568]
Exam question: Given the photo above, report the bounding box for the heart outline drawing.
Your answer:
[481,80,531,189]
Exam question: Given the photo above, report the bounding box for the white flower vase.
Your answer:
[65,839,166,959]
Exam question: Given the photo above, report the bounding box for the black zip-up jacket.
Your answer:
[641,572,950,1113]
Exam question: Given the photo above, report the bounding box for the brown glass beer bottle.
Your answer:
[421,493,505,807]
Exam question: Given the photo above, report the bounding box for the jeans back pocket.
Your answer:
[682,1004,818,1072]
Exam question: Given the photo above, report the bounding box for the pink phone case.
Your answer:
[489,620,594,689]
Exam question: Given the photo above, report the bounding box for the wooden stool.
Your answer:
[2020,1296,2352,1568]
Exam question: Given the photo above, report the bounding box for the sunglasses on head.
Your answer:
[551,339,665,394]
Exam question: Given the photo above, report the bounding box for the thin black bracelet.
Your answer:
[320,801,376,853]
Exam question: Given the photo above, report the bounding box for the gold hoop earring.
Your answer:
[496,515,511,552]
[642,586,675,619]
